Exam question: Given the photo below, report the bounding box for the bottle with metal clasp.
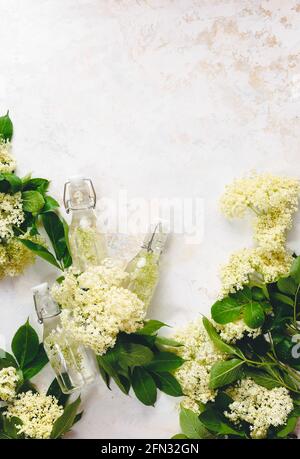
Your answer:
[123,221,168,308]
[33,283,98,394]
[63,176,107,271]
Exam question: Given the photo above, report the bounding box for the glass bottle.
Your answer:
[123,221,168,308]
[63,176,107,271]
[33,283,98,394]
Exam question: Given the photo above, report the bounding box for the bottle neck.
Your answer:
[32,283,61,324]
[64,177,96,213]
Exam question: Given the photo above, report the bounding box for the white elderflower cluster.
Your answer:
[173,318,227,409]
[225,378,294,439]
[220,174,300,296]
[0,232,43,279]
[220,247,293,297]
[0,191,24,241]
[52,260,145,355]
[0,366,19,402]
[0,141,16,173]
[4,391,63,439]
[220,174,300,219]
[213,319,261,344]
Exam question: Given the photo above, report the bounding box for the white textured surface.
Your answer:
[0,0,300,439]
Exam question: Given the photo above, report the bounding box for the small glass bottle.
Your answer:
[123,221,168,307]
[33,283,98,394]
[63,176,107,271]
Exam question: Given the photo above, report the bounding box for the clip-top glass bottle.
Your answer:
[33,283,98,394]
[123,221,168,307]
[63,176,107,271]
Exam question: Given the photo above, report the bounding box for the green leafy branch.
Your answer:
[97,320,184,406]
[0,320,82,439]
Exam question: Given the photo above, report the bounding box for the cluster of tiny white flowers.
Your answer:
[52,260,146,355]
[220,174,300,296]
[224,378,294,439]
[173,318,227,409]
[220,174,300,220]
[4,391,63,439]
[0,366,19,402]
[213,319,261,344]
[0,232,43,279]
[0,141,16,173]
[0,191,24,241]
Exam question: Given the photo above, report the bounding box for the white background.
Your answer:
[0,0,300,438]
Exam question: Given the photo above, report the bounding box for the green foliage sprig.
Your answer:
[98,320,184,406]
[174,256,300,439]
[0,320,82,439]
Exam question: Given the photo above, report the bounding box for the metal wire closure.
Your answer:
[63,178,97,213]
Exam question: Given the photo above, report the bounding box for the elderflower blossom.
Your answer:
[220,174,300,296]
[4,391,63,439]
[0,233,44,279]
[220,247,293,297]
[213,319,261,344]
[0,366,19,402]
[224,378,294,439]
[52,261,145,355]
[220,173,300,219]
[0,191,24,241]
[173,318,226,409]
[0,141,16,173]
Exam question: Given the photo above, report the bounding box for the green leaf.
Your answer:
[22,190,45,213]
[47,379,70,407]
[243,301,265,329]
[277,277,297,296]
[245,368,282,390]
[62,217,71,255]
[131,367,157,406]
[179,408,212,439]
[22,344,49,380]
[0,111,13,141]
[199,407,245,437]
[234,286,252,303]
[276,413,298,438]
[273,292,294,307]
[51,396,81,439]
[42,195,59,212]
[155,336,183,347]
[19,239,61,269]
[0,173,22,192]
[211,297,243,324]
[290,256,300,284]
[3,416,22,439]
[0,349,18,369]
[151,372,183,397]
[11,319,39,368]
[214,392,234,411]
[22,178,50,193]
[41,212,66,261]
[251,287,267,301]
[171,434,189,439]
[136,320,168,336]
[73,412,83,426]
[97,353,130,395]
[146,352,184,372]
[99,366,110,389]
[202,317,244,359]
[118,342,154,368]
[209,359,244,389]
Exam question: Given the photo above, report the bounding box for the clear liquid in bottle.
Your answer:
[63,176,107,271]
[33,283,98,394]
